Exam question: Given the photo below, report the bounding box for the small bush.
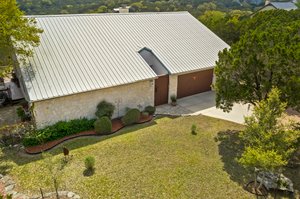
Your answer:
[122,108,140,126]
[191,124,197,135]
[95,100,115,119]
[144,106,156,115]
[16,107,30,121]
[85,156,95,170]
[170,95,177,102]
[94,116,112,135]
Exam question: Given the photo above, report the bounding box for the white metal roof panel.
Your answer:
[21,12,229,101]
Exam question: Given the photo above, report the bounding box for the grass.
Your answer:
[0,115,299,198]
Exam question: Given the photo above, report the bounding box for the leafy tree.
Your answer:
[199,10,251,44]
[238,88,300,192]
[214,10,300,112]
[0,0,43,77]
[96,5,108,13]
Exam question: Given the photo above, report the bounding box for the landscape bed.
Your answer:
[25,114,153,154]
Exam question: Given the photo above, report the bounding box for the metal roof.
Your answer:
[269,2,298,10]
[21,12,229,102]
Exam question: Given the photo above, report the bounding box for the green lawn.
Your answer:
[0,116,298,198]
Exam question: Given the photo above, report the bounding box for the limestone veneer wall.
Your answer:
[168,75,178,103]
[33,80,154,128]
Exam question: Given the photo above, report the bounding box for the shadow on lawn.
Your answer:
[216,130,252,187]
[216,130,300,198]
[0,116,176,168]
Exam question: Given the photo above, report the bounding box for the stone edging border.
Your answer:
[0,174,80,199]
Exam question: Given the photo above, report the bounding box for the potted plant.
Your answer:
[170,95,177,106]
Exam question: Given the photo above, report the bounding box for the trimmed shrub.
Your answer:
[85,156,95,170]
[122,108,140,126]
[22,118,95,147]
[94,116,112,135]
[144,106,156,115]
[95,100,115,119]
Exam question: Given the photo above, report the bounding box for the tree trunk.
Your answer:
[54,179,59,199]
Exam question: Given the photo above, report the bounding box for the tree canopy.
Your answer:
[0,0,43,77]
[214,9,300,112]
[16,0,257,16]
[199,9,251,44]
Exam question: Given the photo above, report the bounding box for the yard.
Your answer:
[0,115,299,198]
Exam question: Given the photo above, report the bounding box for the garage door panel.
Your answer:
[177,69,213,98]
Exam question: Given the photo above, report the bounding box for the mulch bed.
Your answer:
[25,115,153,155]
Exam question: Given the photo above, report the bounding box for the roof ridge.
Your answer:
[26,11,190,18]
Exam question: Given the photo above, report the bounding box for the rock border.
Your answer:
[0,174,80,199]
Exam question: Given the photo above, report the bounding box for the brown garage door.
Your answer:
[177,69,213,98]
[155,75,169,106]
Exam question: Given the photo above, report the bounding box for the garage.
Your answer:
[177,69,213,98]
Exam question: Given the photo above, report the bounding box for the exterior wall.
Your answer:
[33,80,154,128]
[168,75,178,103]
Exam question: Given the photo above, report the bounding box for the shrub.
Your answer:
[22,118,95,147]
[191,124,197,135]
[94,116,112,135]
[95,100,115,119]
[85,156,95,170]
[122,108,140,126]
[16,107,30,121]
[170,95,177,102]
[144,106,156,115]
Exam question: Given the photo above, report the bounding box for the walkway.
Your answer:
[156,91,252,124]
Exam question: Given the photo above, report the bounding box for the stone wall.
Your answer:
[168,75,178,103]
[33,80,154,128]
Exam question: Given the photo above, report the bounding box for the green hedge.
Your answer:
[22,118,95,147]
[94,116,112,135]
[122,108,141,126]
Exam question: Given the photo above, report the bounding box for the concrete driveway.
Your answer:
[156,91,252,124]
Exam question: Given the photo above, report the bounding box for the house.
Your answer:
[17,12,229,128]
[257,1,298,12]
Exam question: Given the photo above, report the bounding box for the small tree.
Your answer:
[42,153,66,199]
[238,88,300,193]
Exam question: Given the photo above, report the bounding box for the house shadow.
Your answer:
[0,116,176,168]
[216,130,300,198]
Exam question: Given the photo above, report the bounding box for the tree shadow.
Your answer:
[83,168,95,177]
[215,130,252,186]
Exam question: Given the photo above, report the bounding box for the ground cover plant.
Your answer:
[23,118,95,147]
